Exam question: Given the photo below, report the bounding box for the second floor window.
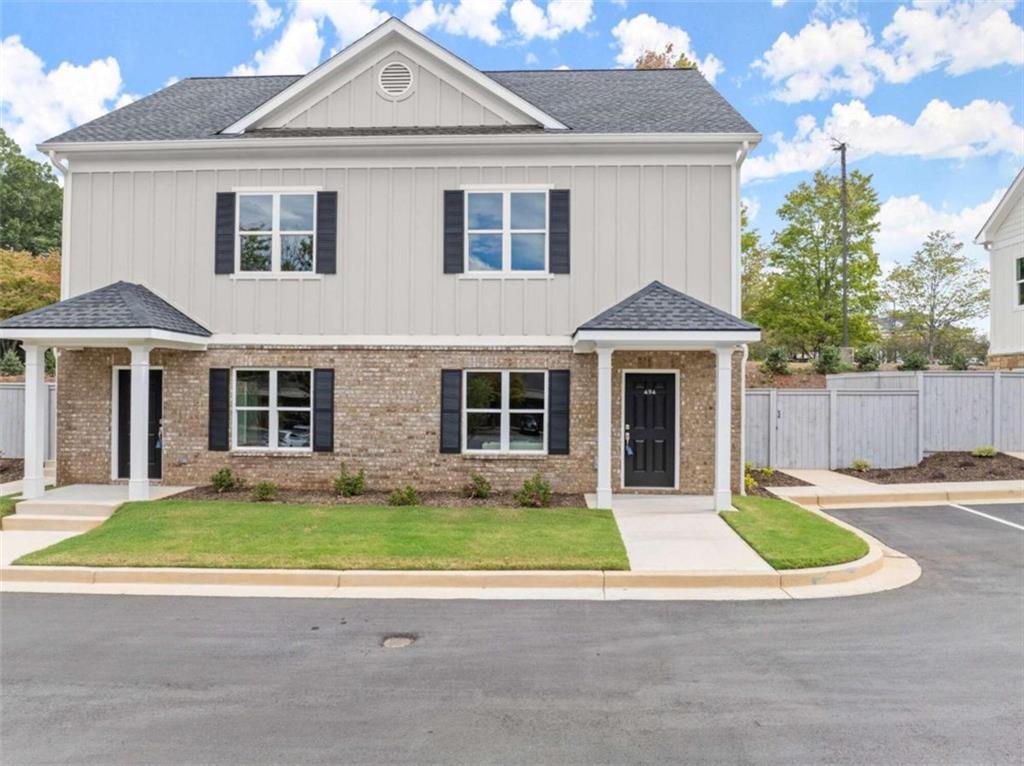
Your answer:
[1017,256,1023,307]
[238,193,316,273]
[466,190,548,274]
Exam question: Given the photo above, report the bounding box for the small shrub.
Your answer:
[854,345,882,372]
[898,351,929,371]
[252,481,279,502]
[972,445,997,458]
[462,472,492,499]
[761,347,790,376]
[513,472,552,508]
[210,468,243,493]
[744,473,758,493]
[760,466,775,479]
[949,351,969,371]
[0,349,24,376]
[387,485,420,506]
[333,463,365,497]
[814,346,842,375]
[850,459,871,472]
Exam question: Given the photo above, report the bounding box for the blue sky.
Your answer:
[2,0,1022,295]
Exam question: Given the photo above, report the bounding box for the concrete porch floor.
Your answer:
[585,494,773,573]
[15,484,192,516]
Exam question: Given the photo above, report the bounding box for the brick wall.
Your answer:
[988,352,1024,370]
[56,346,743,495]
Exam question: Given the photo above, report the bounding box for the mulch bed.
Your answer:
[174,486,589,508]
[0,458,24,483]
[836,452,1024,484]
[745,468,812,498]
[745,363,826,390]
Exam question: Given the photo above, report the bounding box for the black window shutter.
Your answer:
[316,191,338,274]
[313,368,334,452]
[443,190,464,274]
[215,192,235,275]
[548,369,570,455]
[549,189,570,274]
[208,369,230,451]
[440,369,462,453]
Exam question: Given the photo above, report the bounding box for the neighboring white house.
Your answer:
[976,168,1024,369]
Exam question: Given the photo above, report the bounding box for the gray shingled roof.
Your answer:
[43,68,755,145]
[0,282,211,337]
[576,281,759,333]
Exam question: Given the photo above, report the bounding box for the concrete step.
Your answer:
[14,499,119,518]
[2,515,106,532]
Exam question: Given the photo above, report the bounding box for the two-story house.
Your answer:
[1,18,760,510]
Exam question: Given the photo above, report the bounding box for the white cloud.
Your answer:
[756,2,1024,102]
[405,0,506,45]
[0,35,130,156]
[610,13,723,82]
[744,98,1024,181]
[876,188,1005,260]
[249,0,283,36]
[510,0,593,40]
[741,196,761,222]
[554,63,570,70]
[771,0,787,6]
[524,51,539,65]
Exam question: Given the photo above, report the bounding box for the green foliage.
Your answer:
[814,346,842,375]
[741,204,771,325]
[760,466,775,479]
[44,348,56,376]
[744,473,757,493]
[462,472,492,499]
[898,351,929,371]
[514,473,553,508]
[252,481,279,502]
[0,130,62,254]
[948,351,969,371]
[210,468,244,493]
[634,43,698,71]
[1,249,61,321]
[972,445,997,458]
[333,463,365,497]
[0,348,24,376]
[387,485,420,506]
[854,345,882,372]
[761,347,790,375]
[850,459,871,472]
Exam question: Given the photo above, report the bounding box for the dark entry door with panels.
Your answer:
[623,373,676,488]
[116,369,163,480]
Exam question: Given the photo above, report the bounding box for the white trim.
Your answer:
[231,368,314,453]
[457,273,554,282]
[221,19,568,134]
[975,168,1024,244]
[128,346,152,501]
[619,369,680,491]
[574,329,760,349]
[461,369,548,455]
[464,188,550,275]
[205,334,573,348]
[228,273,323,282]
[110,365,164,482]
[21,344,47,499]
[713,347,733,511]
[460,183,555,191]
[595,347,613,508]
[0,327,208,349]
[232,185,322,193]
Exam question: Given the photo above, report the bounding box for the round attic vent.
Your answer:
[379,62,413,97]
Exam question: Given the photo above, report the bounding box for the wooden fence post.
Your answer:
[829,388,839,469]
[768,388,778,468]
[992,371,1002,450]
[916,372,925,462]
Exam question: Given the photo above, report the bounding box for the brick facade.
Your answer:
[56,346,743,496]
[988,352,1024,370]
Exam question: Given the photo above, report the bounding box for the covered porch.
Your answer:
[0,281,211,502]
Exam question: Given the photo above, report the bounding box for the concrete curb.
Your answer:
[776,485,1024,509]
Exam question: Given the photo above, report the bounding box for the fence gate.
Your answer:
[773,391,831,469]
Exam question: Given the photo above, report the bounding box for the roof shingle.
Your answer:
[576,281,759,333]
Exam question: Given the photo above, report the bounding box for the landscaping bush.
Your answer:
[850,459,871,472]
[744,473,757,493]
[462,472,492,499]
[814,346,842,375]
[760,466,775,479]
[972,445,997,458]
[514,473,552,508]
[210,468,243,493]
[0,349,24,376]
[333,463,365,497]
[854,345,882,372]
[948,351,969,371]
[898,351,929,371]
[251,481,279,502]
[761,347,790,376]
[387,485,420,506]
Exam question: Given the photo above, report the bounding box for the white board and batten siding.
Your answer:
[0,383,56,461]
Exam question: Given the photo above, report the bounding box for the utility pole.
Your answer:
[833,140,850,351]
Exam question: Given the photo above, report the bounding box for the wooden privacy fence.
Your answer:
[746,371,1024,469]
[0,383,57,461]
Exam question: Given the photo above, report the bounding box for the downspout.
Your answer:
[734,141,751,493]
[47,151,71,300]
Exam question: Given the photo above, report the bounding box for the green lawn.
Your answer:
[16,500,630,571]
[722,495,869,570]
[1,493,19,519]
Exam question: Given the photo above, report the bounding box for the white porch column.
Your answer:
[21,344,47,499]
[714,346,734,511]
[596,346,613,508]
[128,345,151,501]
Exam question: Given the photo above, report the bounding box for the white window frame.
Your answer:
[236,192,317,274]
[1016,256,1024,307]
[231,368,313,452]
[462,369,548,455]
[464,189,549,275]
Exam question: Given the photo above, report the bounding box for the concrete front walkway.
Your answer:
[585,494,772,572]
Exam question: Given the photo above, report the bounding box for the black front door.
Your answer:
[623,373,675,488]
[117,369,163,480]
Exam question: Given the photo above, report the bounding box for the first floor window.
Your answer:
[233,369,312,450]
[238,192,315,273]
[464,370,546,453]
[1017,256,1023,306]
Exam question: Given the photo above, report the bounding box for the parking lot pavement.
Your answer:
[2,505,1022,765]
[946,502,1024,528]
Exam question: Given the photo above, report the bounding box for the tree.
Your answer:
[740,204,771,324]
[757,170,882,355]
[886,231,989,360]
[0,130,62,254]
[0,248,61,356]
[635,43,698,71]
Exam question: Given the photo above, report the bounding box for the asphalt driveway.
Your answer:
[2,504,1022,765]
